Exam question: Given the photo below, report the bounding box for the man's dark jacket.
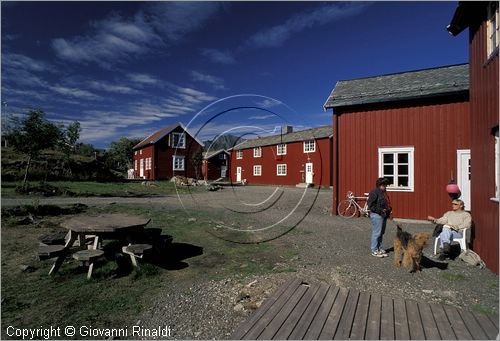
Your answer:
[367,188,391,217]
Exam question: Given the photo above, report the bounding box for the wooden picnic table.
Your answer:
[48,213,151,275]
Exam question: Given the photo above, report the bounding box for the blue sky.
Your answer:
[1,1,467,148]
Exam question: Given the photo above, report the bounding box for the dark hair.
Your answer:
[376,177,389,187]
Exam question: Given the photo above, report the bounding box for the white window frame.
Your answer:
[303,140,316,153]
[378,146,415,192]
[172,132,186,149]
[172,155,185,171]
[139,149,142,155]
[277,164,287,176]
[253,165,262,176]
[253,147,262,158]
[134,159,137,170]
[236,150,243,159]
[134,151,137,155]
[277,143,287,155]
[487,2,499,58]
[494,129,499,202]
[219,153,226,160]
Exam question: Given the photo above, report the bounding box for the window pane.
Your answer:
[383,154,393,163]
[398,153,408,163]
[385,176,394,186]
[383,165,394,175]
[398,176,409,187]
[398,164,409,175]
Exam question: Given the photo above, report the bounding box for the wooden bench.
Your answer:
[38,232,68,246]
[38,245,66,260]
[122,244,152,267]
[72,249,104,279]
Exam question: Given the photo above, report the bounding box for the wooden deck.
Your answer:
[231,279,499,340]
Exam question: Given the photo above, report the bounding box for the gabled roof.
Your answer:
[133,122,204,150]
[323,63,469,109]
[203,149,229,160]
[232,125,332,151]
[447,2,487,36]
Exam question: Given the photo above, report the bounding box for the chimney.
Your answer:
[282,125,293,134]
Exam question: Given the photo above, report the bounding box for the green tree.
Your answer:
[104,137,141,173]
[59,121,81,176]
[6,109,62,188]
[190,148,203,180]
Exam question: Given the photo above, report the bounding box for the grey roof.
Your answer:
[232,125,332,150]
[203,149,229,159]
[323,63,469,109]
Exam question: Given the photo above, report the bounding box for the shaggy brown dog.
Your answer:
[393,222,430,273]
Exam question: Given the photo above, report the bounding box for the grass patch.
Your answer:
[440,272,466,281]
[1,204,287,338]
[471,304,498,316]
[1,180,200,198]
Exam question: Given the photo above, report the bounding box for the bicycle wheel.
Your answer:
[337,200,357,218]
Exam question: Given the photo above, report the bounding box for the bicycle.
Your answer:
[337,191,370,218]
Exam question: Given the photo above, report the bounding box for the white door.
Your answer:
[457,149,471,210]
[140,159,144,178]
[236,167,242,182]
[221,165,227,178]
[305,163,313,184]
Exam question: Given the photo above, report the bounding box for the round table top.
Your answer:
[61,213,151,233]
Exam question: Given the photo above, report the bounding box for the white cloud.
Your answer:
[246,2,371,49]
[255,98,281,108]
[190,71,226,90]
[2,52,55,73]
[49,85,102,101]
[248,114,275,120]
[88,80,141,94]
[52,3,223,67]
[127,73,161,86]
[200,48,236,64]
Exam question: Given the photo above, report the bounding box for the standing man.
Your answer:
[367,177,392,258]
[428,199,472,260]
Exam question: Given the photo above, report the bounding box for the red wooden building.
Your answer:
[448,1,499,273]
[132,123,204,180]
[324,64,471,220]
[229,126,333,187]
[202,149,230,181]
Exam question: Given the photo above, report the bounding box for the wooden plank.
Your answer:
[418,302,441,340]
[231,279,299,339]
[393,299,410,340]
[303,286,339,340]
[457,309,489,340]
[380,296,395,340]
[288,282,329,340]
[350,292,371,340]
[471,312,498,340]
[406,301,425,340]
[430,303,456,340]
[487,314,499,329]
[365,293,381,340]
[334,289,360,339]
[444,306,473,340]
[273,283,319,340]
[258,283,308,340]
[318,287,349,340]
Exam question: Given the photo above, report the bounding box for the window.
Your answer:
[495,128,499,200]
[172,156,185,171]
[277,164,287,176]
[277,144,287,155]
[145,157,152,170]
[134,160,137,170]
[253,147,262,158]
[139,149,142,155]
[172,132,186,148]
[303,140,315,153]
[134,151,137,155]
[253,165,262,176]
[487,2,499,58]
[378,147,414,191]
[219,153,226,160]
[236,150,243,159]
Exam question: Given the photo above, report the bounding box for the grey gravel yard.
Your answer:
[3,185,498,339]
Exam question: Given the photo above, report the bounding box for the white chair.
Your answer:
[433,227,470,255]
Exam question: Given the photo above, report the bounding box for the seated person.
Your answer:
[427,199,472,260]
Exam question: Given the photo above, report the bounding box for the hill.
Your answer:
[203,134,245,151]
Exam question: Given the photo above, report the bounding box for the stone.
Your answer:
[233,303,245,312]
[188,218,197,222]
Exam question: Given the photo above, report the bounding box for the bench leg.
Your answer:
[87,262,94,279]
[49,232,78,275]
[129,254,138,267]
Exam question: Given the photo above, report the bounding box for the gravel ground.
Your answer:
[4,186,498,339]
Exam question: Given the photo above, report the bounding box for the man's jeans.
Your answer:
[439,225,463,248]
[370,212,387,252]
